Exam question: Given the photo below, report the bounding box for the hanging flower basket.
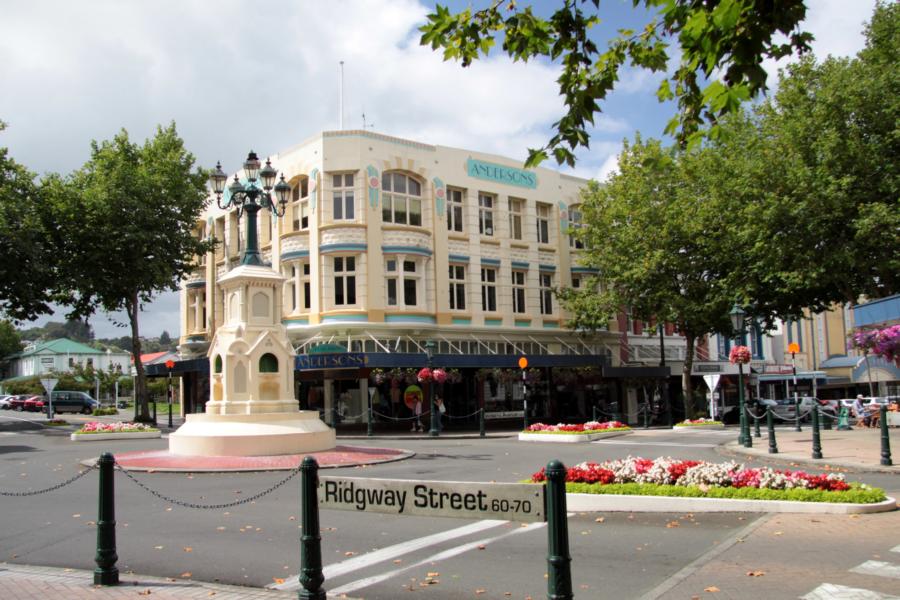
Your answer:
[729,345,751,365]
[417,367,433,383]
[432,368,447,384]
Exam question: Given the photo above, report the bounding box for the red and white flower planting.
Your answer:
[674,417,724,429]
[518,420,631,442]
[71,421,161,441]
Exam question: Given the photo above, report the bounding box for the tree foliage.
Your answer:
[420,0,811,166]
[49,123,213,421]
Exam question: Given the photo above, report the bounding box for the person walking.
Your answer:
[411,395,423,432]
[853,394,868,428]
[434,394,445,432]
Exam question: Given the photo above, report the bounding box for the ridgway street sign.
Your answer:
[319,476,545,523]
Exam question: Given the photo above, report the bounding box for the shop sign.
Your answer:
[296,353,367,370]
[320,476,544,522]
[466,158,537,189]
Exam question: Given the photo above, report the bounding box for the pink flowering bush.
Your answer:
[76,422,159,434]
[729,345,751,364]
[851,325,900,365]
[525,420,630,434]
[530,456,851,492]
[676,418,723,426]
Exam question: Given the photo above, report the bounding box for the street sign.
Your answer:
[787,342,800,354]
[39,377,58,396]
[518,356,528,369]
[319,476,544,522]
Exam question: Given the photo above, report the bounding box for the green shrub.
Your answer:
[92,407,119,416]
[562,481,886,504]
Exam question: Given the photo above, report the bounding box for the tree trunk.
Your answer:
[127,292,151,423]
[681,333,696,420]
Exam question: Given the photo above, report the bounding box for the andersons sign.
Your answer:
[296,353,367,370]
[319,476,544,523]
[466,158,538,189]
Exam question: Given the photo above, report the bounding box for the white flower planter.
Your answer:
[673,423,725,430]
[518,430,630,443]
[566,492,897,514]
[71,431,161,442]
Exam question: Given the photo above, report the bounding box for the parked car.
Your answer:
[757,397,820,421]
[0,394,13,409]
[46,391,99,415]
[8,394,31,411]
[23,396,45,412]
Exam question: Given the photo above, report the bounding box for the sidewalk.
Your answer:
[722,425,900,473]
[0,563,301,599]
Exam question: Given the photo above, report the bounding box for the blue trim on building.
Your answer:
[480,258,501,266]
[282,318,310,326]
[853,294,900,327]
[320,243,367,254]
[382,246,433,257]
[485,319,502,326]
[185,281,206,289]
[511,261,529,269]
[448,254,470,263]
[281,250,310,261]
[451,318,472,325]
[385,315,437,324]
[543,322,560,329]
[321,314,369,323]
[539,264,556,272]
[515,320,531,327]
[570,267,600,274]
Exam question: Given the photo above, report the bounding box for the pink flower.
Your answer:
[432,368,447,384]
[729,345,751,364]
[417,368,433,383]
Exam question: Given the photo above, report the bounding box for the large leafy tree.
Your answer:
[561,136,741,417]
[420,0,811,166]
[51,123,213,422]
[0,121,61,320]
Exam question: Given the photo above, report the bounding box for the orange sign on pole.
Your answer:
[787,343,800,355]
[518,357,528,369]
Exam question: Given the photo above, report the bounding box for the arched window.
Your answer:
[259,353,279,373]
[214,355,223,373]
[382,172,423,226]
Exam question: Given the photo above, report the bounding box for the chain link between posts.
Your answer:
[114,460,301,510]
[0,465,96,497]
[372,410,431,422]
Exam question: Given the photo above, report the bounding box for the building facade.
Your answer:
[4,338,131,381]
[173,131,680,426]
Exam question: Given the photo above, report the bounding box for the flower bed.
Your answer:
[530,457,885,504]
[674,418,724,428]
[71,421,160,442]
[519,421,631,442]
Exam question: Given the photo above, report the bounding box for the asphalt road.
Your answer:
[2,413,898,599]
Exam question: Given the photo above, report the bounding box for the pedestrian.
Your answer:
[853,394,868,428]
[411,395,423,432]
[434,394,445,432]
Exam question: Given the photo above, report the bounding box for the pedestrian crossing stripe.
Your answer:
[850,560,900,580]
[801,583,900,599]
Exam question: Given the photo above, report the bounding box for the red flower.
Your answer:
[417,367,433,383]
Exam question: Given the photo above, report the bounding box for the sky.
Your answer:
[0,0,878,339]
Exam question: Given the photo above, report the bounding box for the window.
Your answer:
[382,172,422,226]
[284,262,311,312]
[333,256,357,305]
[386,257,422,308]
[291,179,310,231]
[568,207,584,249]
[481,267,497,312]
[478,193,494,236]
[508,198,524,240]
[259,353,278,373]
[447,188,464,232]
[512,270,526,313]
[332,173,355,221]
[449,264,466,310]
[571,275,582,289]
[536,203,551,244]
[540,273,553,315]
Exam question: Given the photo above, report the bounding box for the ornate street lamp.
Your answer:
[729,302,749,446]
[209,151,291,266]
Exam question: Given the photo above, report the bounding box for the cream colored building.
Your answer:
[175,130,674,425]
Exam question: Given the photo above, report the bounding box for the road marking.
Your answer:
[850,561,900,580]
[801,583,900,599]
[269,519,509,590]
[591,440,718,448]
[328,521,546,596]
[891,545,900,553]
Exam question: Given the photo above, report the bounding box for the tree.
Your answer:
[560,136,742,418]
[0,121,60,320]
[158,330,172,348]
[420,0,811,166]
[50,123,213,422]
[0,319,23,378]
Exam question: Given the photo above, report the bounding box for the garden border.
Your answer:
[565,492,897,514]
[71,431,161,442]
[518,430,631,443]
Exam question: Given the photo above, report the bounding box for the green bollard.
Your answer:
[754,407,761,438]
[94,452,119,586]
[643,404,649,429]
[367,404,374,437]
[299,456,325,599]
[545,459,573,600]
[880,406,892,466]
[811,406,822,459]
[479,407,486,438]
[152,401,157,427]
[592,405,598,422]
[766,408,778,454]
[823,405,833,430]
[794,397,802,432]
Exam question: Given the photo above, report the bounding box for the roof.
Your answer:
[16,338,104,358]
[821,356,862,368]
[133,351,168,364]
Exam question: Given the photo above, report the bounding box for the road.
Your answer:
[1,412,898,599]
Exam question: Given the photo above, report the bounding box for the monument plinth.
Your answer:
[169,264,335,456]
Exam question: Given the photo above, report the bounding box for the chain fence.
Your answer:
[446,408,483,420]
[114,459,301,510]
[0,465,96,497]
[372,410,431,422]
